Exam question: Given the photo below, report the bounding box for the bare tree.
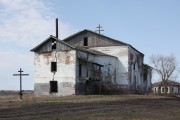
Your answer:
[150,54,178,94]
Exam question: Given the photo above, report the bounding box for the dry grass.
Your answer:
[0,92,180,120]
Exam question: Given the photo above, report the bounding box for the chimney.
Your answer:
[56,18,58,38]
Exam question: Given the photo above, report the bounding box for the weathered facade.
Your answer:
[31,29,152,96]
[152,81,180,94]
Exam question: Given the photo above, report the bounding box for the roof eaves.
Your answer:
[144,64,153,69]
[31,35,75,52]
[129,45,144,56]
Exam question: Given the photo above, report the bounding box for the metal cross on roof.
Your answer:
[13,68,29,100]
[96,24,104,34]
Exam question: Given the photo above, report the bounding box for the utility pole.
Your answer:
[13,68,29,100]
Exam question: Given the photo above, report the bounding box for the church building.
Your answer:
[31,20,152,96]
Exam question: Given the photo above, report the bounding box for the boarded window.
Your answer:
[79,63,82,77]
[84,37,88,46]
[51,62,57,72]
[50,81,58,92]
[52,40,56,50]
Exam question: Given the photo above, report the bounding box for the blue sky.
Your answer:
[0,0,180,90]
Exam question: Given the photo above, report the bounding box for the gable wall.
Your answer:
[65,32,125,47]
[34,38,73,53]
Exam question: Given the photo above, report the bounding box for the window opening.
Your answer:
[134,63,136,70]
[52,39,56,50]
[134,76,136,89]
[162,88,165,92]
[51,62,57,72]
[84,37,88,46]
[79,63,82,77]
[50,81,58,92]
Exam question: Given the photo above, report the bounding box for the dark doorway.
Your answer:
[85,81,91,94]
[50,81,58,92]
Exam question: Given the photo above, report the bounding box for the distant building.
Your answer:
[152,81,180,94]
[31,29,152,96]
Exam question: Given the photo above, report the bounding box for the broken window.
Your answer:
[84,37,88,46]
[79,63,82,77]
[50,81,58,92]
[51,62,57,72]
[52,39,56,50]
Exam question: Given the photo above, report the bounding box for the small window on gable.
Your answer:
[52,39,56,50]
[50,81,58,92]
[84,37,88,46]
[51,62,57,72]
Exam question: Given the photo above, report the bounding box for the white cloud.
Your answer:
[0,0,77,90]
[0,0,76,47]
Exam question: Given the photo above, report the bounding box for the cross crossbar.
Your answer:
[96,24,104,34]
[13,74,29,76]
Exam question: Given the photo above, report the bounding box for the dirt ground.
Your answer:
[0,92,180,120]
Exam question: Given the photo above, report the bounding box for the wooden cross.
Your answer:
[96,24,104,34]
[13,68,29,100]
